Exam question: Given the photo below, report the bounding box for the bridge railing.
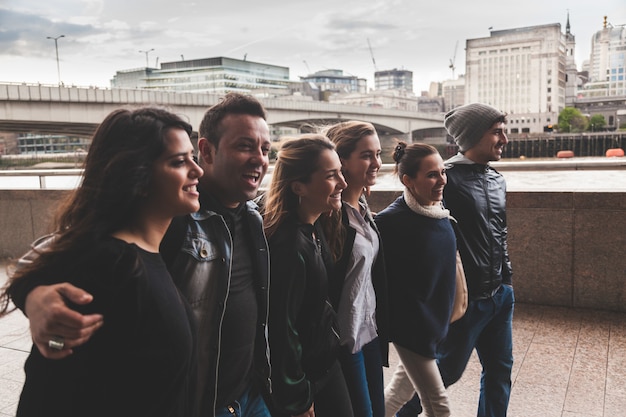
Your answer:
[0,169,82,189]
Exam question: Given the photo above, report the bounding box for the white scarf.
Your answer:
[403,189,452,220]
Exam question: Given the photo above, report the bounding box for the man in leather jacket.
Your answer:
[14,93,274,417]
[397,102,515,417]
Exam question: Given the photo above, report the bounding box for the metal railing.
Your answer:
[0,169,82,189]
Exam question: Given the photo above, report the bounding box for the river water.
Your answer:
[1,158,625,192]
[372,169,626,192]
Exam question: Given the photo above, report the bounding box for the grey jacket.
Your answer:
[162,197,271,417]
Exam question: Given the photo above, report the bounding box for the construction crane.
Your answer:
[449,40,458,79]
[303,60,311,74]
[367,38,378,72]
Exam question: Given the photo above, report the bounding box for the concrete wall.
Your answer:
[0,190,68,258]
[1,189,625,312]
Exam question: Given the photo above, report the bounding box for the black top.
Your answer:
[16,237,197,417]
[215,203,257,407]
[267,215,340,416]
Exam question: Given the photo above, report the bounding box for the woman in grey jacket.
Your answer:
[324,121,390,417]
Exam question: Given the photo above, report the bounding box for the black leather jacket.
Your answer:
[162,195,271,417]
[444,157,513,300]
[267,215,340,416]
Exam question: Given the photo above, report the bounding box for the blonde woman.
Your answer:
[264,135,353,417]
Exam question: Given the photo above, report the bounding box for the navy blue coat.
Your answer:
[374,196,456,357]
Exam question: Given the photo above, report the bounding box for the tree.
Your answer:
[558,107,588,133]
[588,114,607,132]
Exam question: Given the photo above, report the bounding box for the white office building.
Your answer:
[442,76,466,112]
[580,16,626,97]
[465,23,568,133]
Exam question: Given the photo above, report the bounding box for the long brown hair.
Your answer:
[322,120,378,257]
[0,107,192,315]
[263,134,344,261]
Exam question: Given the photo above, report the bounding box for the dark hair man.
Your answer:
[12,93,274,417]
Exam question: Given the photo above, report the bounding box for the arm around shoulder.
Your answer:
[12,235,104,359]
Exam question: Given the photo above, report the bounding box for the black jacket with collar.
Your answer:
[267,215,340,416]
[443,161,513,300]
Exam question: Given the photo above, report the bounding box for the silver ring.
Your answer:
[48,337,65,351]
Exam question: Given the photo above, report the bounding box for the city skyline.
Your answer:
[1,0,625,93]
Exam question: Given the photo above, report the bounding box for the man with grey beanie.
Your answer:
[395,102,514,417]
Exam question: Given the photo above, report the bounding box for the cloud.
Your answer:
[1,0,625,90]
[0,8,99,57]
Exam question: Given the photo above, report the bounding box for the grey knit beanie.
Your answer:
[444,103,504,152]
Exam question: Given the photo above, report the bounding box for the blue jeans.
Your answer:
[340,337,385,417]
[215,385,271,417]
[396,285,515,417]
[439,284,515,417]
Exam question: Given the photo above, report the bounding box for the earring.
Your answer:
[298,196,302,205]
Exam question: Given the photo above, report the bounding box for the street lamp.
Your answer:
[139,48,155,67]
[46,35,65,85]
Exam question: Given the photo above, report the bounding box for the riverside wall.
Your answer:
[1,189,625,313]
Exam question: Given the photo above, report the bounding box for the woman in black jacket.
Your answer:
[263,134,353,417]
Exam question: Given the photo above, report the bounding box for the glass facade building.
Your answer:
[111,57,291,94]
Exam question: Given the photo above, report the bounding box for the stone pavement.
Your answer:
[1,262,626,416]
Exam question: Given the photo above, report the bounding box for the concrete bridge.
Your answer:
[0,83,444,139]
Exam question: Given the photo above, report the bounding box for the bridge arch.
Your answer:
[0,83,444,141]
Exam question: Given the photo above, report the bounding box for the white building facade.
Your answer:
[465,24,567,133]
[581,16,626,97]
[442,76,465,112]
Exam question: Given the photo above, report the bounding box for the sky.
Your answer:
[1,0,625,93]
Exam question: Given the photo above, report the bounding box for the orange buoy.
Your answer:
[557,150,574,158]
[606,148,624,157]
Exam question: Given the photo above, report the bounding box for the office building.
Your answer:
[17,133,90,155]
[328,89,418,111]
[374,69,413,92]
[465,23,568,133]
[442,76,466,112]
[111,57,291,95]
[579,16,626,97]
[300,69,367,99]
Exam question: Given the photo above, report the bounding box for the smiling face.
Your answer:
[340,133,382,190]
[199,113,270,208]
[402,152,446,206]
[296,149,347,224]
[145,127,203,218]
[465,121,508,164]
